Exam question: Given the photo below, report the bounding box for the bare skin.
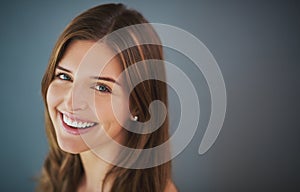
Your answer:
[47,40,177,192]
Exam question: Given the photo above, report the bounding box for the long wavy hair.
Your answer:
[38,3,171,192]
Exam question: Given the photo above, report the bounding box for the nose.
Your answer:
[64,83,88,112]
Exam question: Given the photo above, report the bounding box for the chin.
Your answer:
[56,137,90,154]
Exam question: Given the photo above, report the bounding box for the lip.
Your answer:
[59,112,97,135]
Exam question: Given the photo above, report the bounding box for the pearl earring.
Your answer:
[131,115,138,121]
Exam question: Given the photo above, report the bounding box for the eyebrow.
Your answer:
[56,65,120,86]
[56,65,72,73]
[91,76,120,86]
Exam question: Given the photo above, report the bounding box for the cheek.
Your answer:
[95,96,128,126]
[46,82,66,112]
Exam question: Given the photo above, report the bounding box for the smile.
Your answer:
[63,114,96,129]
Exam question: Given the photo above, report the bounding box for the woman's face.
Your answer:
[46,40,128,154]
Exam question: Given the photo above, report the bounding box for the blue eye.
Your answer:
[95,84,111,93]
[56,73,71,81]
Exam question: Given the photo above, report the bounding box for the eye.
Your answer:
[94,84,111,93]
[55,73,72,81]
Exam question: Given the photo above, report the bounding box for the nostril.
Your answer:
[65,91,88,112]
[65,100,88,112]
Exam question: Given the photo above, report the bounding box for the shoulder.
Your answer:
[164,180,178,192]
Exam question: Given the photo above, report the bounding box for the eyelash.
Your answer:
[55,72,72,81]
[94,83,112,94]
[55,72,112,94]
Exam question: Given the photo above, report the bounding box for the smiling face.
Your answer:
[46,40,128,154]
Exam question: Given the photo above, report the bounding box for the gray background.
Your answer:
[0,0,299,191]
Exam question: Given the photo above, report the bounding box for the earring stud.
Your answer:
[131,115,138,121]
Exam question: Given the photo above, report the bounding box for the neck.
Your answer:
[78,129,126,192]
[79,150,111,192]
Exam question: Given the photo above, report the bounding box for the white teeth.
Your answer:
[63,114,95,129]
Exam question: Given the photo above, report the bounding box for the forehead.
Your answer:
[59,40,122,78]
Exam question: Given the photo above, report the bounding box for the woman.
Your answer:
[38,3,177,192]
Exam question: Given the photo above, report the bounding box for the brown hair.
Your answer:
[38,3,171,192]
